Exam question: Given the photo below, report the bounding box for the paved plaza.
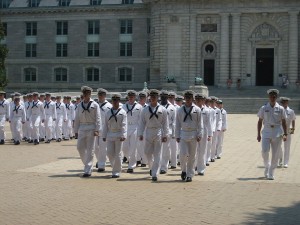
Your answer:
[0,114,299,225]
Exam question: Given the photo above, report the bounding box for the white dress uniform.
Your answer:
[138,104,169,178]
[9,104,26,143]
[23,101,32,140]
[64,103,75,140]
[170,103,180,168]
[278,106,296,167]
[9,100,15,139]
[136,103,148,165]
[257,102,287,178]
[160,102,176,172]
[55,102,67,141]
[211,106,222,160]
[39,100,46,140]
[44,100,57,141]
[74,99,101,175]
[28,100,45,143]
[175,104,203,179]
[216,108,227,158]
[122,101,143,170]
[102,107,127,177]
[206,105,215,163]
[95,100,112,170]
[196,105,213,174]
[0,98,10,143]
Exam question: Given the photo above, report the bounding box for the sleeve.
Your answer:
[72,105,76,121]
[171,108,176,137]
[216,110,222,131]
[121,112,127,139]
[222,111,227,130]
[95,104,102,133]
[257,106,264,119]
[22,107,26,123]
[281,107,287,120]
[291,110,296,121]
[53,104,57,120]
[102,112,108,139]
[175,109,181,139]
[197,109,203,138]
[6,102,10,120]
[206,110,213,137]
[9,106,13,121]
[161,108,169,137]
[73,106,80,133]
[40,104,46,121]
[63,105,67,121]
[137,108,146,137]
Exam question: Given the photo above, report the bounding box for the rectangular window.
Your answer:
[88,20,100,34]
[26,22,37,36]
[119,68,132,82]
[26,44,37,57]
[87,43,99,57]
[2,23,7,36]
[90,0,101,5]
[120,20,132,34]
[86,68,99,82]
[201,24,217,32]
[147,41,150,57]
[147,18,151,34]
[146,68,150,82]
[56,21,68,35]
[122,0,134,4]
[55,68,68,81]
[0,0,12,8]
[56,43,68,57]
[28,0,40,7]
[120,42,132,57]
[58,0,70,6]
[24,68,37,82]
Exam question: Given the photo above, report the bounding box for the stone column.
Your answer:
[189,15,197,88]
[288,11,299,83]
[219,13,230,86]
[231,13,241,85]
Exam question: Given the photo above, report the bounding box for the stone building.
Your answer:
[1,0,300,92]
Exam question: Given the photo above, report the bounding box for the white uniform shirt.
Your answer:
[257,102,287,138]
[0,99,10,119]
[102,107,127,139]
[122,101,142,132]
[161,102,176,137]
[213,107,222,131]
[220,108,227,131]
[284,106,296,131]
[200,105,213,137]
[99,100,112,126]
[9,104,26,122]
[65,103,75,121]
[175,104,203,140]
[74,99,101,133]
[208,106,216,133]
[28,100,45,120]
[44,101,57,119]
[55,102,67,121]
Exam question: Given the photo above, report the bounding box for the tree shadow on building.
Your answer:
[242,201,300,225]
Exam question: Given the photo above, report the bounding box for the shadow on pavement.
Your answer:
[48,174,81,178]
[57,157,80,159]
[237,177,267,181]
[242,201,300,225]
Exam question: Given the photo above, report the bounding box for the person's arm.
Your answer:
[257,118,263,142]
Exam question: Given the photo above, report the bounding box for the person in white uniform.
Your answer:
[175,90,203,182]
[9,94,26,145]
[138,89,169,182]
[25,93,34,143]
[64,96,75,140]
[95,88,112,172]
[0,91,10,144]
[74,86,101,177]
[278,97,296,168]
[44,93,57,143]
[122,90,143,173]
[210,96,222,162]
[27,92,45,145]
[257,89,288,180]
[55,96,67,142]
[38,93,46,142]
[102,93,127,178]
[205,97,215,166]
[216,99,227,159]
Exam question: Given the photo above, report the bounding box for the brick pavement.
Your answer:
[0,114,299,225]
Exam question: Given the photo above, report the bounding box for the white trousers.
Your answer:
[180,138,197,178]
[144,134,162,178]
[56,115,64,139]
[11,118,23,142]
[77,130,96,175]
[170,138,178,167]
[161,136,171,171]
[122,129,138,169]
[206,137,213,163]
[95,136,107,169]
[107,137,123,176]
[63,119,72,139]
[261,136,282,177]
[44,115,53,140]
[196,135,208,173]
[136,132,147,164]
[52,119,56,139]
[278,134,292,165]
[40,121,45,139]
[211,131,221,159]
[31,115,41,141]
[216,131,225,157]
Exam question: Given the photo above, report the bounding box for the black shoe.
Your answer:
[52,138,56,141]
[211,159,215,162]
[160,170,166,174]
[40,138,45,142]
[217,156,221,159]
[70,137,73,140]
[14,141,20,145]
[149,170,152,176]
[206,163,210,166]
[198,172,204,176]
[95,162,98,168]
[0,140,4,144]
[122,157,128,163]
[75,137,78,139]
[97,168,105,172]
[28,139,33,143]
[136,161,141,166]
[34,139,39,145]
[152,177,157,181]
[111,175,120,178]
[177,162,181,166]
[170,166,176,169]
[23,137,27,141]
[82,173,91,177]
[56,138,61,142]
[141,164,147,167]
[181,172,187,181]
[195,167,197,171]
[45,140,51,143]
[127,168,134,173]
[186,177,192,182]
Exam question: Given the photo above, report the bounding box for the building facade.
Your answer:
[1,0,300,92]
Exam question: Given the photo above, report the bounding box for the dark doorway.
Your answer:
[204,59,215,85]
[256,48,274,86]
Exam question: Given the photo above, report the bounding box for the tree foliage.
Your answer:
[0,22,9,90]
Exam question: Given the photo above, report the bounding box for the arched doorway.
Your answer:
[202,42,217,86]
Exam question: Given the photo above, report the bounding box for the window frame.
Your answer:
[25,43,37,58]
[58,0,71,7]
[54,67,68,82]
[118,67,132,82]
[120,42,132,57]
[90,0,101,6]
[24,67,37,82]
[120,19,132,34]
[56,43,68,57]
[88,20,100,35]
[56,21,68,35]
[28,0,40,7]
[87,42,100,57]
[26,22,37,36]
[86,67,100,82]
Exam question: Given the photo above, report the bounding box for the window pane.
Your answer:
[120,43,125,56]
[32,22,37,35]
[94,74,99,81]
[57,22,61,35]
[32,74,37,81]
[127,20,132,34]
[63,22,68,35]
[63,44,67,57]
[127,43,132,56]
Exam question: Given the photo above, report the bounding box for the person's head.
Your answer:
[111,93,121,109]
[205,97,211,107]
[66,96,72,103]
[45,93,51,102]
[0,91,6,100]
[14,95,21,105]
[27,93,33,101]
[168,92,176,104]
[51,96,56,102]
[267,89,279,105]
[194,93,206,107]
[210,96,218,107]
[183,90,195,106]
[32,92,39,101]
[63,96,67,103]
[97,88,108,103]
[39,93,45,101]
[23,95,28,102]
[81,86,93,102]
[149,89,160,106]
[126,90,137,104]
[160,90,169,105]
[138,91,147,105]
[280,97,290,108]
[175,95,184,106]
[216,100,223,109]
[76,96,81,103]
[56,96,62,103]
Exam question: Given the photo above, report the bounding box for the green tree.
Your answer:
[0,22,8,91]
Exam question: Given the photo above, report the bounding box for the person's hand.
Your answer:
[53,118,56,121]
[207,136,211,141]
[197,137,201,142]
[162,137,167,142]
[139,136,143,141]
[283,135,287,142]
[257,135,261,142]
[94,131,99,136]
[176,138,180,143]
[120,137,126,142]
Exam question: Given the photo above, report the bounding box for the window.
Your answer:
[119,67,132,82]
[28,0,40,7]
[26,44,37,57]
[55,68,68,82]
[87,43,99,57]
[146,68,150,82]
[26,22,37,36]
[205,44,214,53]
[56,43,67,57]
[2,23,7,36]
[147,18,151,34]
[0,0,12,8]
[122,0,134,4]
[90,0,101,5]
[147,41,150,57]
[88,21,99,34]
[86,68,100,82]
[56,21,68,35]
[120,42,132,56]
[201,24,217,32]
[58,0,70,6]
[24,68,37,82]
[120,20,132,34]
